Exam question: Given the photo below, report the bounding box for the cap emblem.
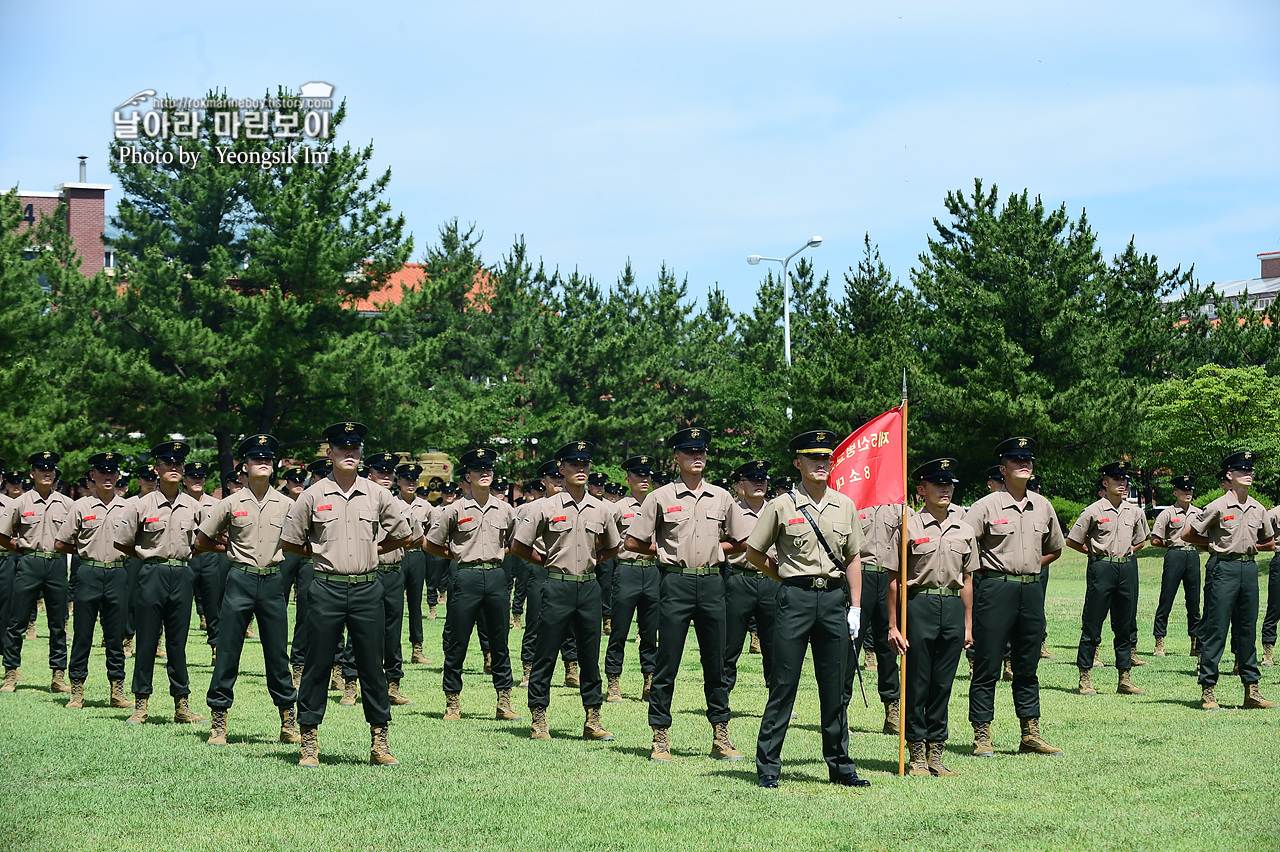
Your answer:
[1017,438,1027,448]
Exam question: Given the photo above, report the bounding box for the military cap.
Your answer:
[1221,450,1257,472]
[525,479,546,494]
[88,451,123,473]
[622,455,657,476]
[441,481,460,495]
[238,434,279,459]
[365,451,399,472]
[117,471,131,484]
[460,448,497,470]
[985,465,1005,483]
[1170,475,1195,491]
[1098,460,1134,479]
[537,460,564,478]
[150,441,190,464]
[28,450,61,469]
[556,440,596,463]
[995,436,1035,459]
[1027,476,1042,493]
[3,470,23,484]
[710,477,731,491]
[307,458,333,476]
[789,429,839,456]
[323,421,367,447]
[415,486,429,498]
[281,465,308,483]
[604,482,622,496]
[774,475,794,491]
[733,459,771,481]
[77,476,90,488]
[356,462,369,477]
[183,461,209,478]
[913,458,960,484]
[492,476,509,493]
[653,471,672,486]
[134,464,158,481]
[395,463,423,481]
[668,427,710,452]
[587,472,608,487]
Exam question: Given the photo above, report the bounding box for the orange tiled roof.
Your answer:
[348,263,494,313]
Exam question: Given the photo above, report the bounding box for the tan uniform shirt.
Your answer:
[280,476,413,575]
[1269,506,1280,541]
[629,480,751,570]
[612,495,646,562]
[0,489,74,553]
[1151,503,1201,548]
[515,490,621,576]
[374,484,416,566]
[858,503,902,570]
[403,497,434,550]
[199,487,292,568]
[965,489,1065,575]
[888,505,978,590]
[1190,492,1272,558]
[726,497,772,570]
[1067,498,1149,560]
[115,489,201,561]
[747,487,864,580]
[55,494,130,563]
[426,494,515,565]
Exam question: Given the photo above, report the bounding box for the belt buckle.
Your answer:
[814,577,828,589]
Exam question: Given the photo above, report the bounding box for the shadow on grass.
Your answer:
[1148,697,1220,710]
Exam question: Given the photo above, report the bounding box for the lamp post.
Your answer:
[747,236,822,367]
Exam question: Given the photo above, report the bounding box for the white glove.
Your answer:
[847,606,861,640]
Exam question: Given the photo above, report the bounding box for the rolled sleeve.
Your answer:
[628,494,658,543]
[745,502,781,554]
[280,494,312,546]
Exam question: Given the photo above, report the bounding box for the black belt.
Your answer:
[661,565,720,576]
[1214,554,1254,563]
[232,561,280,576]
[545,571,594,583]
[978,570,1040,584]
[457,561,501,570]
[80,559,123,568]
[315,571,378,584]
[781,576,841,590]
[1089,556,1132,565]
[728,566,761,576]
[909,587,960,597]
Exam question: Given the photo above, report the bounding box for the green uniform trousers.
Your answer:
[297,573,390,726]
[1198,556,1261,687]
[597,556,616,621]
[1261,555,1279,647]
[3,554,68,671]
[511,555,530,617]
[851,567,899,703]
[724,568,777,695]
[130,561,194,697]
[278,553,313,666]
[528,577,603,708]
[520,563,578,665]
[403,550,428,646]
[969,572,1045,723]
[755,582,856,779]
[1153,548,1200,639]
[69,562,127,683]
[123,556,142,639]
[904,590,964,742]
[190,551,225,648]
[425,553,448,607]
[206,566,296,710]
[1075,556,1137,670]
[378,564,406,680]
[647,570,729,728]
[604,559,659,676]
[442,565,515,693]
[0,553,16,661]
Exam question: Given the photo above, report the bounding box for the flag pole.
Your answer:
[898,369,909,776]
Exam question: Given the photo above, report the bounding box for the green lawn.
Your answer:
[1,550,1277,852]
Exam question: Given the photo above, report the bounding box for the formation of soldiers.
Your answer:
[0,425,1276,786]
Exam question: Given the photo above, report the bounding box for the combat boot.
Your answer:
[606,674,623,703]
[1077,668,1098,695]
[26,619,36,641]
[749,631,761,654]
[1040,641,1054,659]
[1018,717,1063,755]
[329,665,343,691]
[3,667,20,693]
[156,640,165,659]
[174,695,208,724]
[865,647,877,672]
[564,660,580,688]
[928,741,957,776]
[410,643,429,665]
[1131,651,1148,667]
[1117,669,1146,695]
[483,650,493,675]
[109,679,133,708]
[583,704,614,741]
[244,617,257,639]
[207,708,228,746]
[443,691,462,720]
[710,720,743,761]
[1263,643,1274,667]
[1092,647,1102,667]
[883,699,900,735]
[279,705,301,744]
[907,740,930,776]
[971,721,994,757]
[1243,682,1278,709]
[530,706,550,739]
[388,680,413,706]
[520,661,531,688]
[126,695,148,725]
[512,613,521,630]
[1200,686,1220,710]
[642,672,653,700]
[603,616,612,636]
[50,669,71,694]
[1153,637,1166,657]
[1189,635,1199,658]
[428,605,437,620]
[369,725,398,766]
[210,646,217,666]
[1002,658,1014,681]
[199,613,208,632]
[340,679,357,706]
[650,726,672,762]
[298,724,319,768]
[495,688,522,721]
[291,664,304,689]
[67,678,85,709]
[122,636,132,658]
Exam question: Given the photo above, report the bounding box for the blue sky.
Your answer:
[2,1,1277,311]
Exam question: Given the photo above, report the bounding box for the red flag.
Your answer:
[831,406,905,508]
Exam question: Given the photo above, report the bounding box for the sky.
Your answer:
[2,1,1277,312]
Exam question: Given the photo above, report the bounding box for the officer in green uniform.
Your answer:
[396,463,434,666]
[723,460,778,701]
[887,458,977,776]
[1149,475,1202,658]
[1183,451,1277,710]
[364,452,421,708]
[277,464,312,687]
[746,429,868,789]
[280,422,414,767]
[604,456,660,702]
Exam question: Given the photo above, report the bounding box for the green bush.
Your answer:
[1048,496,1087,532]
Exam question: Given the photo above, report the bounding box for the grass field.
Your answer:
[1,549,1277,852]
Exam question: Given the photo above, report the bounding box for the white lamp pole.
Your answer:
[747,236,822,367]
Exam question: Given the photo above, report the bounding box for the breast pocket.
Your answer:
[832,522,852,551]
[356,514,379,542]
[948,541,972,557]
[230,513,254,529]
[986,521,1013,538]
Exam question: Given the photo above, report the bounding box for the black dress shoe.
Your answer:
[758,775,779,788]
[831,771,870,788]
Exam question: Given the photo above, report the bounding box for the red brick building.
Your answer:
[12,159,112,278]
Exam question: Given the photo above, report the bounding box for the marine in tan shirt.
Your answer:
[1149,475,1203,658]
[603,455,661,703]
[723,460,780,703]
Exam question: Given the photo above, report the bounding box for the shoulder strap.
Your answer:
[788,491,844,572]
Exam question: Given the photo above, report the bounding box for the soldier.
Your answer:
[277,464,312,687]
[185,461,225,662]
[588,471,615,635]
[850,500,903,735]
[423,477,449,620]
[0,451,74,694]
[604,456,660,702]
[0,461,15,683]
[112,442,207,724]
[396,463,434,666]
[723,460,778,704]
[966,437,1065,757]
[1150,475,1202,658]
[512,440,621,740]
[280,422,414,767]
[1066,461,1150,697]
[518,462,581,689]
[508,478,545,634]
[424,448,521,723]
[1263,501,1280,667]
[887,458,977,776]
[625,427,751,763]
[121,464,158,659]
[1182,451,1277,710]
[746,429,868,789]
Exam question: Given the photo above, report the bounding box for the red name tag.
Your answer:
[21,511,34,517]
[145,517,160,523]
[1099,518,1111,524]
[1224,514,1235,521]
[1171,518,1182,524]
[622,513,635,519]
[788,517,807,525]
[459,516,473,523]
[858,512,866,519]
[914,536,930,544]
[84,515,97,521]
[665,505,682,513]
[552,515,567,523]
[994,518,1009,524]
[233,511,249,517]
[317,504,332,512]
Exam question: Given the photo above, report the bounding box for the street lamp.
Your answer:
[747,236,822,367]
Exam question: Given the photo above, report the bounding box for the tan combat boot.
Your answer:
[749,632,761,654]
[1263,644,1274,667]
[512,613,521,630]
[279,705,302,744]
[1200,686,1220,710]
[156,640,166,659]
[883,699,901,735]
[210,646,216,666]
[603,616,612,636]
[109,679,133,708]
[1117,669,1146,695]
[369,725,398,766]
[410,643,429,665]
[438,591,446,606]
[928,741,957,776]
[1243,682,1278,709]
[710,720,743,761]
[1092,647,1102,668]
[1131,651,1148,667]
[388,680,413,707]
[427,605,437,620]
[1153,637,1166,657]
[1002,658,1014,681]
[583,704,614,741]
[642,671,653,700]
[291,664,304,689]
[1077,668,1098,695]
[330,665,343,691]
[122,636,133,658]
[1040,641,1054,659]
[50,669,72,694]
[865,647,877,672]
[244,617,257,639]
[443,691,462,721]
[495,688,522,721]
[340,679,357,706]
[67,678,85,709]
[520,661,531,688]
[199,613,208,632]
[1018,717,1063,755]
[26,619,36,641]
[126,695,149,725]
[174,695,208,724]
[483,650,493,675]
[972,721,994,757]
[530,706,550,739]
[298,724,320,767]
[1189,636,1199,658]
[650,726,672,762]
[606,674,623,703]
[6,666,24,692]
[208,708,228,746]
[564,660,580,688]
[907,740,930,776]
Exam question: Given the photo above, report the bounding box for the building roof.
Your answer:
[347,263,496,315]
[1210,277,1280,300]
